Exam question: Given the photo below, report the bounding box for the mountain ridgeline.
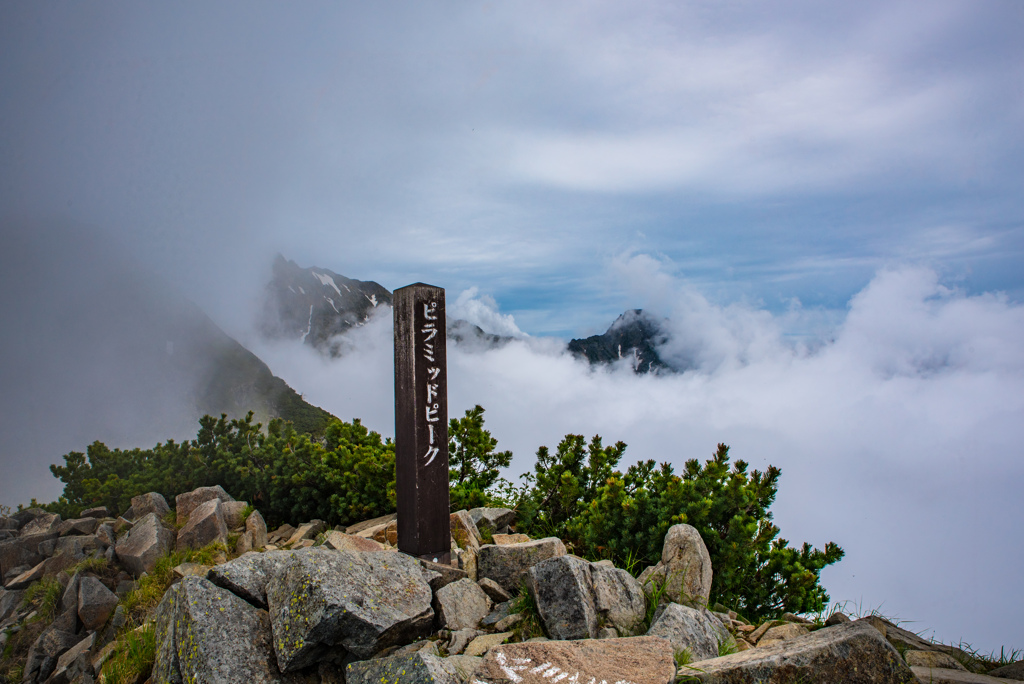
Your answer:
[261,256,681,374]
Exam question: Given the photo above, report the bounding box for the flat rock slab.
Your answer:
[474,636,675,684]
[152,576,300,683]
[478,537,566,594]
[989,662,1024,679]
[266,548,433,671]
[493,533,530,545]
[345,512,397,536]
[686,620,916,684]
[911,667,1024,684]
[346,652,461,684]
[436,577,491,631]
[321,530,384,553]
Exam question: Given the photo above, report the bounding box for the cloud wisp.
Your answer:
[249,261,1024,652]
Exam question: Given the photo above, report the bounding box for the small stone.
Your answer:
[447,628,484,656]
[757,622,810,646]
[235,531,253,555]
[492,533,530,545]
[285,519,326,546]
[346,652,460,684]
[597,626,619,639]
[464,631,513,658]
[826,611,851,626]
[646,602,730,662]
[419,558,468,592]
[450,510,483,551]
[468,508,516,536]
[905,650,969,671]
[495,613,524,632]
[477,577,512,604]
[172,562,210,579]
[344,512,397,536]
[322,530,384,553]
[80,507,109,519]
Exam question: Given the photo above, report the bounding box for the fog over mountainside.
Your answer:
[0,223,332,507]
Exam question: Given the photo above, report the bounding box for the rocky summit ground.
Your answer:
[0,488,1019,683]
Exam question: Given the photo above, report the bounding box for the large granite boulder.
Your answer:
[435,578,492,631]
[56,517,100,537]
[266,548,433,671]
[420,558,469,593]
[346,652,462,684]
[638,523,713,607]
[477,537,566,594]
[647,602,730,661]
[527,555,598,640]
[21,511,62,536]
[207,550,295,609]
[175,485,234,526]
[590,562,646,636]
[473,636,675,684]
[130,492,171,520]
[80,506,109,519]
[176,498,228,551]
[469,507,515,535]
[685,620,916,683]
[77,576,119,631]
[23,626,81,683]
[114,512,175,578]
[0,531,58,579]
[152,576,300,683]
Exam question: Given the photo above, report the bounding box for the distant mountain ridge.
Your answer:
[260,255,512,354]
[568,309,672,374]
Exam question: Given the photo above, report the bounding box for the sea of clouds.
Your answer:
[248,257,1024,652]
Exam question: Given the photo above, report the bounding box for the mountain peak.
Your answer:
[568,309,671,374]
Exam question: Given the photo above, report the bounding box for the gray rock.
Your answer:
[0,531,57,579]
[266,548,433,670]
[481,600,513,628]
[477,537,566,594]
[4,559,46,590]
[344,512,397,536]
[527,555,598,640]
[21,511,62,536]
[468,507,516,535]
[419,558,468,592]
[758,621,810,647]
[152,576,300,683]
[130,492,171,520]
[80,506,110,519]
[0,517,18,530]
[446,654,484,681]
[235,530,254,555]
[658,523,713,606]
[54,534,98,559]
[206,550,294,609]
[905,650,968,671]
[322,530,384,553]
[56,517,101,537]
[478,577,512,604]
[647,602,730,662]
[114,512,175,577]
[78,576,119,630]
[48,632,95,684]
[826,611,851,626]
[685,620,915,683]
[450,510,483,550]
[176,498,228,551]
[590,562,646,635]
[175,485,234,526]
[94,523,116,548]
[436,578,492,631]
[448,628,485,656]
[598,626,619,639]
[246,509,268,549]
[346,652,460,684]
[465,632,514,658]
[12,507,48,528]
[221,501,249,529]
[285,519,326,545]
[25,628,80,682]
[908,668,1014,683]
[989,660,1024,679]
[473,636,676,684]
[0,588,25,622]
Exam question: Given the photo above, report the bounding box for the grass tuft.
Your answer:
[100,622,156,684]
[508,582,544,640]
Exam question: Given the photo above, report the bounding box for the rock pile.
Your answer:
[0,490,1020,684]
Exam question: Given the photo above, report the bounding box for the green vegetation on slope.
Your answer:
[38,405,842,621]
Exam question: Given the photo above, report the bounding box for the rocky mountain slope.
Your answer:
[258,255,511,355]
[568,309,674,374]
[2,490,1018,683]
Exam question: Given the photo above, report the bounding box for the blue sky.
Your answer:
[2,0,1023,654]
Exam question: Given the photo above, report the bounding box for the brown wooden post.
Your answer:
[394,283,451,564]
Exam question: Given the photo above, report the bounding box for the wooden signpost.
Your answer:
[393,283,451,564]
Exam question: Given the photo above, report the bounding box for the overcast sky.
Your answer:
[2,1,1023,654]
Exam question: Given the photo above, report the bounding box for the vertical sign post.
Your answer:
[394,283,451,564]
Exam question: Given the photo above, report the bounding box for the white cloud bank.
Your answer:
[249,261,1024,652]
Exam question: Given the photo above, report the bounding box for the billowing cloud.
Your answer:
[249,262,1024,651]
